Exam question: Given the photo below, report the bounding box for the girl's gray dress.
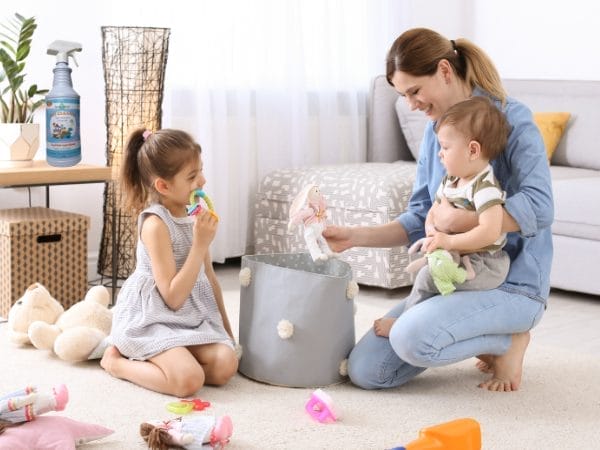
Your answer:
[110,204,233,360]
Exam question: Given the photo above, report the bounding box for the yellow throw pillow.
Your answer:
[533,112,571,161]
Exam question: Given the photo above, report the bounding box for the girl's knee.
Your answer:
[209,347,238,385]
[170,368,205,397]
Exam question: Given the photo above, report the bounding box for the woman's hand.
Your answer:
[322,225,353,253]
[431,196,478,234]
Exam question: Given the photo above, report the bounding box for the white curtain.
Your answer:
[161,0,410,261]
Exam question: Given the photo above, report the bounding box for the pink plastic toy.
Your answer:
[305,389,337,423]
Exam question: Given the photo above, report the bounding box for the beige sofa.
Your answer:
[254,76,600,296]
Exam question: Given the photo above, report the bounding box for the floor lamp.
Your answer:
[98,26,170,296]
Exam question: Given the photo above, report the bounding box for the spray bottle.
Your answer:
[45,40,82,167]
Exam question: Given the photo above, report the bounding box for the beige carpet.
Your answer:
[2,284,599,450]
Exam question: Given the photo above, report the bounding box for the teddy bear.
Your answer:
[7,283,65,346]
[26,285,112,362]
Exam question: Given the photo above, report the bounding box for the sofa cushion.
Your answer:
[552,174,600,241]
[503,79,600,171]
[367,75,413,163]
[533,112,570,160]
[395,96,428,160]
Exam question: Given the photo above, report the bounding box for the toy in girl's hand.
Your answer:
[405,237,475,296]
[0,384,68,425]
[187,189,219,221]
[140,415,233,450]
[288,184,336,262]
[305,389,338,423]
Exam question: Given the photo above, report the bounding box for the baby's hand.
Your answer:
[192,209,218,248]
[423,232,452,253]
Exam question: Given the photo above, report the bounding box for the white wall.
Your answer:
[3,0,598,280]
[474,0,600,80]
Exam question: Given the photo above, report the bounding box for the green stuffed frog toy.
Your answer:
[405,238,475,295]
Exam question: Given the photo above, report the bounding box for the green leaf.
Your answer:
[0,13,46,122]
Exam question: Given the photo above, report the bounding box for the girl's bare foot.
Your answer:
[475,354,495,373]
[478,331,530,392]
[100,345,122,377]
[373,318,396,337]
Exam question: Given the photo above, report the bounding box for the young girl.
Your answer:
[101,128,238,397]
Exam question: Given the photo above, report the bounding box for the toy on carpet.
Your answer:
[389,417,481,450]
[0,384,114,449]
[187,189,219,220]
[13,284,113,362]
[288,184,336,262]
[305,389,338,424]
[140,415,233,450]
[166,398,211,415]
[7,283,64,346]
[405,237,475,295]
[0,384,68,428]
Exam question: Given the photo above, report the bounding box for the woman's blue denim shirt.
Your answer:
[397,88,554,304]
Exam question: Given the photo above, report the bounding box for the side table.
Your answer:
[0,161,118,303]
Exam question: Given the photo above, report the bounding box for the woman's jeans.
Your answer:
[347,288,545,389]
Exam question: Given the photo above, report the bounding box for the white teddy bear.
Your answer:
[8,283,112,362]
[7,283,64,345]
[28,285,112,362]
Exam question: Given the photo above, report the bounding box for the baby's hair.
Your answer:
[120,128,201,214]
[386,28,506,104]
[435,96,510,161]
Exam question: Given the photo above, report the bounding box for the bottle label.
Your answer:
[46,97,81,166]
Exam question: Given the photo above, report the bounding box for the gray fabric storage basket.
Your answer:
[238,253,356,387]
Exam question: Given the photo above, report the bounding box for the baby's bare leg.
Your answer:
[478,331,530,392]
[101,345,205,397]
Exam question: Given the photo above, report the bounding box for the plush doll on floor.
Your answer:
[0,384,114,448]
[288,184,336,262]
[0,384,68,431]
[140,415,233,450]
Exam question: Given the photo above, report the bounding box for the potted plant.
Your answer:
[0,13,47,167]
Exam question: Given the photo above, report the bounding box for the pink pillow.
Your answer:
[0,416,114,450]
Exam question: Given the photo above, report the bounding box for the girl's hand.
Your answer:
[322,225,353,253]
[192,209,218,248]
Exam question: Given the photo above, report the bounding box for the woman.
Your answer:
[323,28,553,392]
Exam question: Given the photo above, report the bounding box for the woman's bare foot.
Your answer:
[100,345,123,377]
[475,354,495,373]
[374,318,396,337]
[478,331,530,392]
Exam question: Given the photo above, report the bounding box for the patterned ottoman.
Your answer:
[253,162,417,289]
